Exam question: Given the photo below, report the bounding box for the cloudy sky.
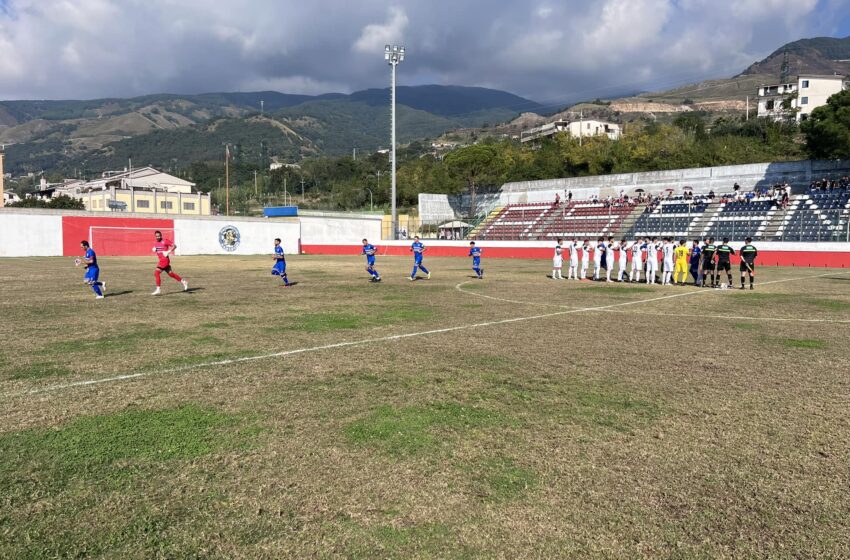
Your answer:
[0,0,848,104]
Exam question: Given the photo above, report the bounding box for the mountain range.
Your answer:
[0,86,542,176]
[2,35,848,178]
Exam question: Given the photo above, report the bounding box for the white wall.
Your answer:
[174,218,301,255]
[0,213,63,256]
[299,213,382,244]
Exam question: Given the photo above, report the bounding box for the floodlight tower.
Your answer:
[385,44,405,239]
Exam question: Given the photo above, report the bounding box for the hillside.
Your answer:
[743,36,850,77]
[0,86,542,175]
[472,34,850,141]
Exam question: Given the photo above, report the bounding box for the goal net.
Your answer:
[89,227,176,256]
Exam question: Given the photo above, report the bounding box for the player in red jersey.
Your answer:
[151,230,188,295]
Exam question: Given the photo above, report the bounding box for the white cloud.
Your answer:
[0,0,834,102]
[353,6,409,53]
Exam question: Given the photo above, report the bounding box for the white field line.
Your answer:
[455,270,850,316]
[5,285,733,399]
[599,309,850,324]
[6,270,848,399]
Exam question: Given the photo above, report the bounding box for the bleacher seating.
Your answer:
[775,190,850,241]
[630,202,707,238]
[467,183,849,243]
[541,203,633,239]
[702,199,775,240]
[474,203,556,240]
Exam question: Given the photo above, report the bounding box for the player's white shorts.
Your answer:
[647,260,658,271]
[632,260,643,270]
[663,259,674,272]
[553,256,563,268]
[570,258,578,268]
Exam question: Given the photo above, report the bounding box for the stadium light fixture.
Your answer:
[385,43,405,239]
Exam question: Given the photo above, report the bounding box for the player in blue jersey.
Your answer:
[271,238,292,286]
[409,236,430,280]
[77,240,106,299]
[468,241,483,279]
[361,238,381,282]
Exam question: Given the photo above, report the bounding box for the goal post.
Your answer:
[89,226,176,256]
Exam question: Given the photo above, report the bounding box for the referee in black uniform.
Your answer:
[739,237,758,290]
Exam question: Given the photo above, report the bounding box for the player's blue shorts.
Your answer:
[472,257,481,267]
[272,260,286,276]
[414,255,423,264]
[84,266,100,283]
[366,256,376,266]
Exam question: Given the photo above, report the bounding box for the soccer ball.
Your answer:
[720,283,728,290]
[74,258,82,267]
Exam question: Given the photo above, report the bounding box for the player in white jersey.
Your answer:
[630,239,644,282]
[593,237,604,280]
[552,238,564,279]
[617,237,629,282]
[580,239,591,280]
[645,237,660,284]
[661,238,675,285]
[567,239,580,280]
[605,236,616,282]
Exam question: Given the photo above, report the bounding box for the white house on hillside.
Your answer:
[757,74,848,122]
[521,119,621,143]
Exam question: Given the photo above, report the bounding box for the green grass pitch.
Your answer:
[1,255,849,558]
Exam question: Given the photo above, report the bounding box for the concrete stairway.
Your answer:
[468,206,504,239]
[687,200,722,238]
[616,203,647,237]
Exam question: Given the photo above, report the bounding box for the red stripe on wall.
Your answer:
[300,244,850,268]
[63,216,175,256]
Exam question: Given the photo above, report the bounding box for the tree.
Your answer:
[9,194,85,210]
[444,144,501,218]
[802,89,850,159]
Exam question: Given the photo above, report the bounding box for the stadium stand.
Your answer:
[630,201,708,238]
[775,189,850,241]
[474,203,556,240]
[541,202,634,239]
[701,198,776,240]
[467,176,850,242]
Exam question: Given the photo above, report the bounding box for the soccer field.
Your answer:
[2,255,849,558]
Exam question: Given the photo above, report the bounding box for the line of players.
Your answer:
[552,236,758,289]
[75,231,757,299]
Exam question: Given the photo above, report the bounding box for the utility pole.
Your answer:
[385,44,405,239]
[353,147,356,161]
[260,100,264,115]
[0,147,5,208]
[225,145,231,216]
[579,111,584,147]
[746,96,749,121]
[254,170,258,196]
[300,177,305,202]
[284,176,288,206]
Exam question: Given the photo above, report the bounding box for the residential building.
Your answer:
[757,74,848,122]
[756,82,797,120]
[2,191,21,204]
[797,75,847,121]
[34,167,211,215]
[520,119,621,143]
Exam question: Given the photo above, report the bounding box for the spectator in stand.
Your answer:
[554,192,561,206]
[708,190,715,200]
[568,191,573,202]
